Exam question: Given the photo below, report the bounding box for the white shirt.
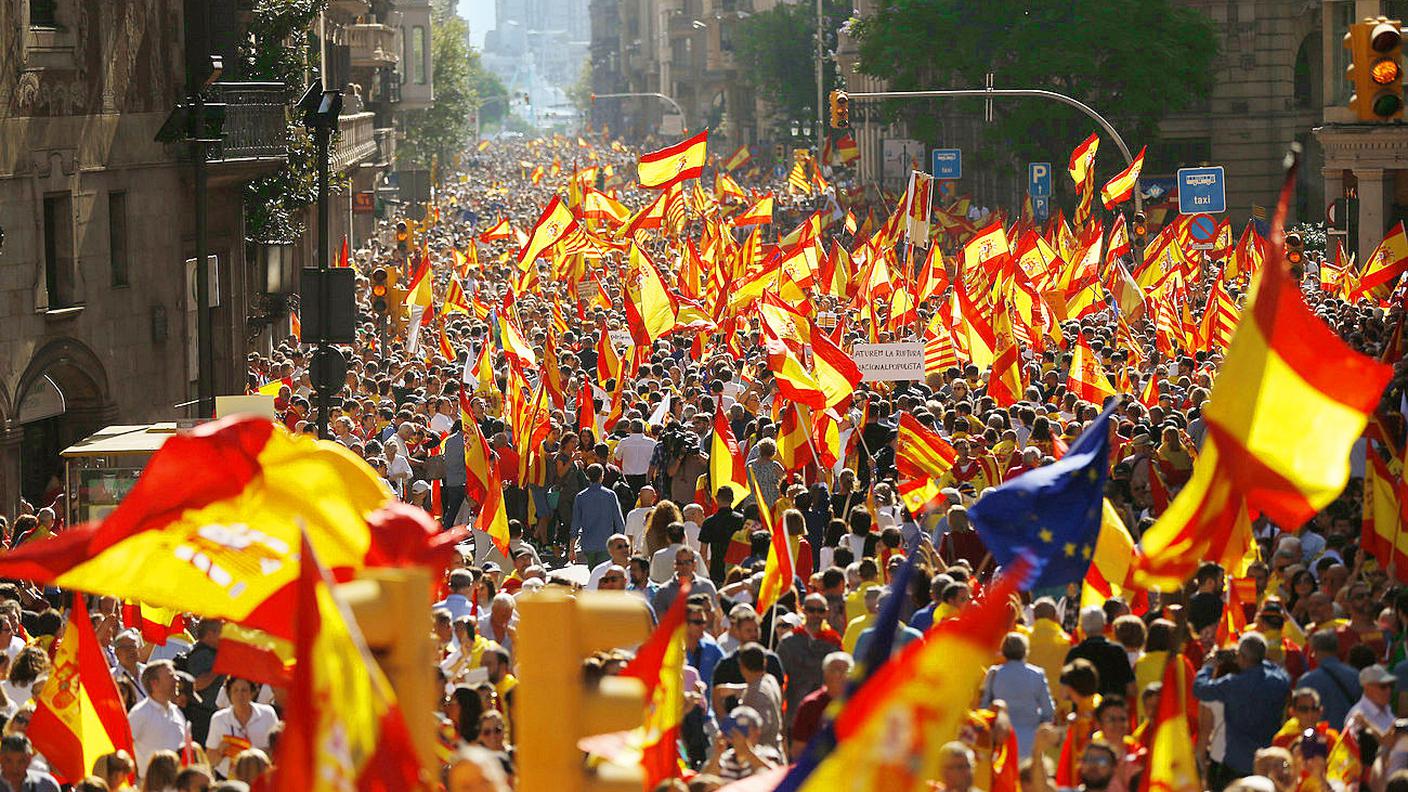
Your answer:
[129,697,187,777]
[430,412,454,436]
[625,507,652,550]
[587,559,622,590]
[204,703,279,776]
[683,520,701,551]
[3,636,23,662]
[614,434,658,475]
[1345,695,1395,735]
[649,544,705,584]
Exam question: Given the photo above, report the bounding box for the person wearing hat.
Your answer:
[1345,664,1397,736]
[700,704,780,781]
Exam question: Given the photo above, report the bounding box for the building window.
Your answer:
[412,26,427,85]
[29,0,58,28]
[109,192,129,287]
[42,193,75,309]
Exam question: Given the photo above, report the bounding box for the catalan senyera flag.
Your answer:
[722,145,752,172]
[272,533,423,792]
[986,335,1024,407]
[895,413,958,514]
[517,195,579,267]
[1354,221,1408,299]
[905,170,934,243]
[0,418,390,640]
[638,129,709,190]
[29,594,134,784]
[1068,132,1100,187]
[1099,145,1146,209]
[1134,162,1392,589]
[620,578,691,789]
[778,565,1024,792]
[752,472,795,614]
[1067,332,1117,404]
[710,404,747,503]
[1140,655,1200,792]
[733,195,774,227]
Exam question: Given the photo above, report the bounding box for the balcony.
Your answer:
[333,111,378,171]
[329,0,370,17]
[205,82,289,165]
[347,23,399,69]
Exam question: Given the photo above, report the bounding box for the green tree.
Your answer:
[567,57,592,115]
[852,0,1217,185]
[734,1,849,134]
[470,54,509,133]
[399,9,477,170]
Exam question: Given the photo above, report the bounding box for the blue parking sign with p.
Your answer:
[1028,162,1052,197]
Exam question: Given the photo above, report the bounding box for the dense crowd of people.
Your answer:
[1,126,1405,792]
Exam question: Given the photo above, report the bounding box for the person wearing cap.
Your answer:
[1346,664,1397,736]
[700,705,780,781]
[1193,632,1292,780]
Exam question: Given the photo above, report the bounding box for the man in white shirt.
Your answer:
[613,419,658,494]
[626,486,657,552]
[587,534,633,589]
[1346,664,1397,735]
[128,660,187,777]
[649,522,705,584]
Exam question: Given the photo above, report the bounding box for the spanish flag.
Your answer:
[517,195,579,266]
[211,622,295,686]
[1068,132,1100,187]
[763,322,826,410]
[1099,145,1146,210]
[1354,221,1408,299]
[479,217,513,242]
[710,404,747,504]
[986,335,1024,407]
[777,404,815,472]
[624,243,679,345]
[29,594,134,783]
[638,129,708,190]
[620,579,691,789]
[119,602,186,646]
[836,133,860,164]
[733,195,774,227]
[0,418,390,639]
[1134,162,1392,589]
[807,320,862,409]
[895,413,958,514]
[1067,332,1117,404]
[581,188,631,227]
[722,144,752,172]
[753,469,795,613]
[1141,655,1200,792]
[272,533,423,791]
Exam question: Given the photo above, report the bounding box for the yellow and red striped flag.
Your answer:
[986,334,1024,407]
[763,321,826,410]
[1134,163,1392,588]
[289,310,301,342]
[624,243,679,345]
[895,412,958,514]
[30,594,134,783]
[443,277,470,315]
[1100,145,1146,209]
[836,133,860,164]
[638,129,708,190]
[1067,332,1117,404]
[777,403,815,473]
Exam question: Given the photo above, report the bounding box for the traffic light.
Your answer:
[773,143,785,162]
[517,589,652,792]
[1131,211,1148,247]
[1346,17,1405,121]
[1285,231,1305,277]
[395,221,410,254]
[337,568,438,778]
[829,89,849,128]
[370,267,390,315]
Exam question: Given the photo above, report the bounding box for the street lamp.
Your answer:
[790,119,800,138]
[296,80,344,439]
[261,240,296,294]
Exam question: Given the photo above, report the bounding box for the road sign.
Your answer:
[931,148,962,180]
[773,164,785,179]
[1028,162,1052,197]
[1177,166,1226,214]
[1032,196,1050,223]
[1186,212,1217,250]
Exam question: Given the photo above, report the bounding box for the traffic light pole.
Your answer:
[846,87,1143,212]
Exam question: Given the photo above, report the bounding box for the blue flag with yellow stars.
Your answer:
[968,400,1118,589]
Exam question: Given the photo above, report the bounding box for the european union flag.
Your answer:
[968,401,1117,588]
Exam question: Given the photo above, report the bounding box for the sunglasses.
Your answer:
[674,559,693,566]
[480,726,504,736]
[804,606,827,614]
[687,619,707,626]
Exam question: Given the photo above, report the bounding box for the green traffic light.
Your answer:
[1373,91,1404,117]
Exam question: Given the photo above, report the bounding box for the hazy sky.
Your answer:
[463,2,494,50]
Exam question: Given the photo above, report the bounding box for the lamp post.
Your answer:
[297,81,343,439]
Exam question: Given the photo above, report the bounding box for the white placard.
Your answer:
[607,328,633,348]
[851,341,925,381]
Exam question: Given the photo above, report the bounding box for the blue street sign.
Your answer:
[1177,166,1226,214]
[931,148,962,180]
[1028,162,1052,198]
[773,164,785,179]
[1032,196,1051,222]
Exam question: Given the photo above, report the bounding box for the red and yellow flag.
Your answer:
[620,579,692,789]
[638,129,709,190]
[710,404,747,504]
[30,594,135,783]
[752,472,795,614]
[895,412,958,513]
[273,533,423,791]
[479,217,513,242]
[1135,166,1392,588]
[733,195,775,227]
[624,243,679,345]
[517,195,579,266]
[1067,332,1117,404]
[1141,656,1200,792]
[0,418,390,639]
[1354,221,1408,299]
[808,320,862,409]
[1068,132,1100,187]
[1100,145,1146,209]
[722,145,752,172]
